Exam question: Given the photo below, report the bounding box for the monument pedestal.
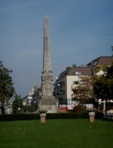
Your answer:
[40,112,47,123]
[89,112,95,122]
[38,96,58,113]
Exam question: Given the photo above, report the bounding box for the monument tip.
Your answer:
[44,15,48,19]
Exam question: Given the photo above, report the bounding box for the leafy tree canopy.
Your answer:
[0,61,15,113]
[93,64,113,100]
[12,94,23,114]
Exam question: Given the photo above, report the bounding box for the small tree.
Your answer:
[72,76,92,103]
[12,94,23,114]
[0,61,15,114]
[23,103,38,113]
[73,104,86,113]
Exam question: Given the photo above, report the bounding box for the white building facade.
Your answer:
[55,66,93,110]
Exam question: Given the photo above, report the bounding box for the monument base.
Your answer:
[40,112,46,123]
[38,96,58,113]
[89,112,95,123]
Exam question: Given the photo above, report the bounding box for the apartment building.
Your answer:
[54,66,93,109]
[54,56,113,110]
[87,56,113,76]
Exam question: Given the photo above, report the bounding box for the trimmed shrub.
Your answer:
[73,104,86,113]
[46,112,88,119]
[95,111,104,119]
[0,112,89,121]
[0,114,40,121]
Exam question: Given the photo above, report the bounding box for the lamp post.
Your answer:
[98,99,106,118]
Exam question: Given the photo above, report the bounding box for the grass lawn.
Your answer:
[0,119,113,148]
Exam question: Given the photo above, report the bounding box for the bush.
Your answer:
[73,104,86,113]
[95,111,104,119]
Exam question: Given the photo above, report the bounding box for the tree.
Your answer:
[0,61,15,114]
[72,64,77,67]
[93,64,113,100]
[72,76,93,103]
[106,64,113,99]
[93,76,108,99]
[12,94,23,114]
[22,103,38,113]
[73,104,86,112]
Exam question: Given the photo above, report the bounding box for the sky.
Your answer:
[0,0,113,97]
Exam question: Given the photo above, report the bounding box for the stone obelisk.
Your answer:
[38,16,58,113]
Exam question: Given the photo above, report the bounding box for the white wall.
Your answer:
[66,76,79,100]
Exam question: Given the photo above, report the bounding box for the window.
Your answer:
[73,81,78,85]
[74,71,84,75]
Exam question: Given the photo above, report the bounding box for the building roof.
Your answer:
[87,56,113,67]
[68,67,92,76]
[58,66,92,79]
[58,56,113,79]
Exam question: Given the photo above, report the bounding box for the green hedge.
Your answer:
[47,112,88,119]
[95,111,104,119]
[0,114,40,121]
[0,112,88,121]
[0,112,104,121]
